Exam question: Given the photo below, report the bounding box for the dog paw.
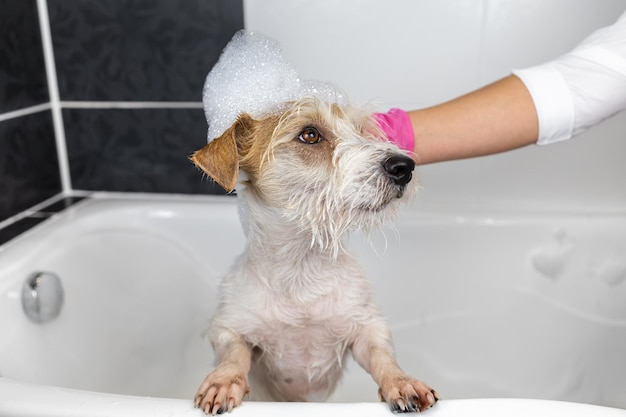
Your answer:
[194,367,250,415]
[378,376,439,413]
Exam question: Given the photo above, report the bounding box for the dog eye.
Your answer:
[297,127,323,144]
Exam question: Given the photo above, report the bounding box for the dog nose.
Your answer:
[383,155,415,186]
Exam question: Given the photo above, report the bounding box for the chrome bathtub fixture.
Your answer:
[21,272,64,324]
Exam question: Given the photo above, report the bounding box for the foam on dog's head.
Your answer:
[203,30,345,142]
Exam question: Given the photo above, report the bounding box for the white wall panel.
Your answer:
[244,0,626,211]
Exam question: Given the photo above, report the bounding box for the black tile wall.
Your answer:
[48,0,243,102]
[48,0,244,195]
[0,0,57,225]
[0,0,49,113]
[64,107,226,194]
[1,0,242,230]
[0,111,62,221]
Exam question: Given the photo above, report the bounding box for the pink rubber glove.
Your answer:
[374,108,415,153]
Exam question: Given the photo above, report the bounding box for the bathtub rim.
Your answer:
[0,191,239,251]
[4,189,626,245]
[3,188,626,243]
[1,378,625,417]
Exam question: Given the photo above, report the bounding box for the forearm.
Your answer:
[408,75,539,164]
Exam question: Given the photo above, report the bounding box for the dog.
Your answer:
[191,96,439,414]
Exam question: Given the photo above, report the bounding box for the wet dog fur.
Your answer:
[191,97,438,414]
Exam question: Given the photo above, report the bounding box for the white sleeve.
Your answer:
[513,10,626,145]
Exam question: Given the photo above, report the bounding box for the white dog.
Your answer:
[191,96,438,414]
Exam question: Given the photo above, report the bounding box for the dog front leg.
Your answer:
[352,323,439,412]
[195,327,251,415]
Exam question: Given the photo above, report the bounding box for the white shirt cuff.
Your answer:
[513,65,575,145]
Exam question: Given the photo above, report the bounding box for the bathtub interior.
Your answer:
[0,196,242,399]
[0,195,625,409]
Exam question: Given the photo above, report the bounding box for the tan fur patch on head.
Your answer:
[190,132,238,192]
[237,113,282,185]
[205,98,350,194]
[190,113,259,192]
[251,97,371,178]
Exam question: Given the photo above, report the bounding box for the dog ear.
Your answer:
[191,114,254,193]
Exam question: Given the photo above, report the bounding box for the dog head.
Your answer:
[192,97,417,251]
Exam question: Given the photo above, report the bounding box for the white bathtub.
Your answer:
[0,194,625,416]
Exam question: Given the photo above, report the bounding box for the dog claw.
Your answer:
[428,390,439,405]
[406,400,418,413]
[391,401,403,413]
[391,400,419,414]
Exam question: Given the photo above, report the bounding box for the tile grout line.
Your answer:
[36,0,72,194]
[0,103,51,122]
[0,101,203,121]
[61,101,204,109]
[0,192,68,231]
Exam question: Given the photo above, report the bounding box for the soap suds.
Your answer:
[203,30,345,142]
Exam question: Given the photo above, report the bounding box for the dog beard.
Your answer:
[281,156,415,258]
